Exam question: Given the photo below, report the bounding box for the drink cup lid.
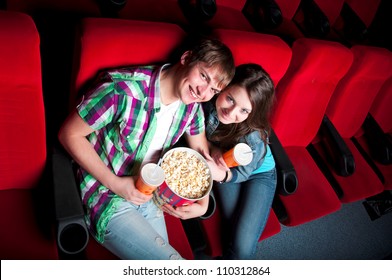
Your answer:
[141,163,165,186]
[234,143,253,165]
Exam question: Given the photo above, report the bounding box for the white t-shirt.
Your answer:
[142,100,180,164]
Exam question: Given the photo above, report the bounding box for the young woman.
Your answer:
[203,63,277,259]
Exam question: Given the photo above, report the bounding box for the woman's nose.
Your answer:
[228,107,237,119]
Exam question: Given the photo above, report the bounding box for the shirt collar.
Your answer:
[148,63,171,111]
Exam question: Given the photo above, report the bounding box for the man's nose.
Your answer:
[197,84,208,98]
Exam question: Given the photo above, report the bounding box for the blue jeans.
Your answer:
[101,199,183,259]
[214,168,277,259]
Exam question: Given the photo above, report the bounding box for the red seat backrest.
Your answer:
[0,10,46,190]
[326,45,392,138]
[213,28,292,86]
[271,38,353,147]
[71,18,186,107]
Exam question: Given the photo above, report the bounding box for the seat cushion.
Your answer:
[0,189,58,259]
[312,138,385,202]
[278,147,342,226]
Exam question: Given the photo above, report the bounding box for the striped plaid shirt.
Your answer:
[77,65,205,242]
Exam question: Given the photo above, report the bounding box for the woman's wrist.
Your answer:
[219,169,231,183]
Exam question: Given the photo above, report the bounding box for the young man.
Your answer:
[58,39,235,259]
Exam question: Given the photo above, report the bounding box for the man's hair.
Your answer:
[184,39,235,89]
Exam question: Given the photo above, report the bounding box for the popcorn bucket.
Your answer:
[153,147,213,207]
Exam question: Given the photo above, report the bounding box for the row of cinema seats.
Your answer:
[3,0,390,49]
[198,27,392,257]
[0,8,391,260]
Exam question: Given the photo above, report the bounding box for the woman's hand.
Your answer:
[162,196,209,219]
[205,156,229,182]
[209,145,228,168]
[109,175,152,205]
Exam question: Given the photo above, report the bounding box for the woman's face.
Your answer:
[215,85,252,124]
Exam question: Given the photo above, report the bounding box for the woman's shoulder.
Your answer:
[245,130,263,145]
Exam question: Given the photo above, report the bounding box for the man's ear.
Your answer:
[180,50,191,65]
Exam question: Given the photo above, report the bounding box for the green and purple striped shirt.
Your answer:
[77,65,205,242]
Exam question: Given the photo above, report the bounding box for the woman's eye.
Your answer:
[201,72,207,80]
[242,109,250,114]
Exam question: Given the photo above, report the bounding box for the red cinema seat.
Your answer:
[271,38,354,226]
[317,46,392,202]
[198,29,293,257]
[0,11,58,259]
[54,17,194,260]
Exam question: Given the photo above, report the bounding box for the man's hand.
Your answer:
[162,196,209,219]
[110,175,152,205]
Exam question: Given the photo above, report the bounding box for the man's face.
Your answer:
[178,61,224,105]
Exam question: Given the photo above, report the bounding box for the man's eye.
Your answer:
[201,73,207,80]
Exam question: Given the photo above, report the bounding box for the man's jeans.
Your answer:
[102,199,183,259]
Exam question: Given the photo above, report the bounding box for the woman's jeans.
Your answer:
[214,168,277,260]
[101,199,183,260]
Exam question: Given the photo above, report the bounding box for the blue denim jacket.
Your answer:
[203,101,274,184]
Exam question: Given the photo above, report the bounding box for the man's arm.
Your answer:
[185,131,211,159]
[58,110,150,205]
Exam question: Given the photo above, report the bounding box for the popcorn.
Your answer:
[161,150,211,199]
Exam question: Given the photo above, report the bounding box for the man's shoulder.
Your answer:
[104,65,157,81]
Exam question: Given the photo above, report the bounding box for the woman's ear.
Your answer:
[180,50,191,65]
